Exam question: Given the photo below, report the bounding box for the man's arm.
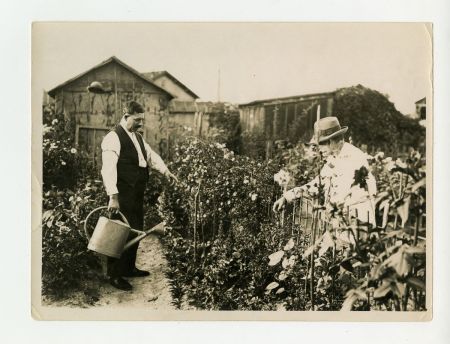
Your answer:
[143,141,169,175]
[101,132,120,212]
[273,175,320,212]
[143,140,178,183]
[283,175,320,202]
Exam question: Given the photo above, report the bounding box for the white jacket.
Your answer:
[284,142,377,226]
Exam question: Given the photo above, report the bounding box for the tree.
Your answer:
[333,85,425,155]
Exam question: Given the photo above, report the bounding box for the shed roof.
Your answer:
[143,71,199,99]
[415,97,426,104]
[239,91,335,107]
[168,101,218,113]
[48,56,175,99]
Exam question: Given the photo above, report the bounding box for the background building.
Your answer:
[239,92,335,158]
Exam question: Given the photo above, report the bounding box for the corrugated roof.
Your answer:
[48,56,175,99]
[168,101,212,113]
[239,91,335,107]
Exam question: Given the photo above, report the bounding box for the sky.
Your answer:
[33,22,432,115]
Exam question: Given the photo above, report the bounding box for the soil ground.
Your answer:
[43,234,175,310]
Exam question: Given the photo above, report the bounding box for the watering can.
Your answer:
[84,206,165,258]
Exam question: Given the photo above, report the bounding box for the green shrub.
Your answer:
[157,138,281,239]
[42,180,106,297]
[42,103,106,298]
[158,138,426,311]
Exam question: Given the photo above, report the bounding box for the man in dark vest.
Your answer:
[101,100,178,291]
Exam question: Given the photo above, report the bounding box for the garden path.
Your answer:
[45,234,175,310]
[91,234,175,309]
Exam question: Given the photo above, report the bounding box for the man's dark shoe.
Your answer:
[123,268,150,278]
[109,277,133,291]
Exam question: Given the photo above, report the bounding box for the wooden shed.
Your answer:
[48,56,175,165]
[415,97,426,120]
[239,92,335,158]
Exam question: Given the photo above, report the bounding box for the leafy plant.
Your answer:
[42,180,106,297]
[42,103,107,298]
[159,137,426,311]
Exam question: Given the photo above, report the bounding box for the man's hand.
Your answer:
[164,170,179,185]
[108,194,120,215]
[273,196,287,212]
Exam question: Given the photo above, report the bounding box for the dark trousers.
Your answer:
[108,168,148,278]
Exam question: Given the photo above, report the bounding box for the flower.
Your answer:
[215,143,226,149]
[374,151,385,160]
[395,159,407,169]
[251,193,258,201]
[51,119,58,125]
[70,148,77,154]
[273,169,291,187]
[224,152,234,160]
[43,125,52,134]
[61,161,66,166]
[383,157,396,171]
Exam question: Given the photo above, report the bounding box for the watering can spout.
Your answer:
[123,222,166,251]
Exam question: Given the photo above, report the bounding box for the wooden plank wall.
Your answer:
[240,97,333,139]
[54,61,173,165]
[239,95,334,159]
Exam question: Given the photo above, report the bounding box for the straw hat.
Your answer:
[310,116,348,144]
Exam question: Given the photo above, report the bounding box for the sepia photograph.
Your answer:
[31,22,432,320]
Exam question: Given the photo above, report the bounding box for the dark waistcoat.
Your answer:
[114,125,149,188]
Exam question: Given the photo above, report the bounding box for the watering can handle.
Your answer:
[83,206,130,240]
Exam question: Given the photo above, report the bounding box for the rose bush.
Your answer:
[42,181,107,298]
[265,148,427,311]
[42,104,107,298]
[158,138,281,240]
[157,138,292,309]
[159,137,426,311]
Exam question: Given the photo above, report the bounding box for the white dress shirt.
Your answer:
[101,118,169,195]
[284,142,377,225]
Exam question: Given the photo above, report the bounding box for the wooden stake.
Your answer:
[310,209,318,310]
[414,213,421,246]
[292,201,296,237]
[193,182,201,262]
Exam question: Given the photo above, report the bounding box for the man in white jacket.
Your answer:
[273,117,377,227]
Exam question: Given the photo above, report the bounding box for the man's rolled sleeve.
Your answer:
[284,187,303,202]
[283,176,319,202]
[144,141,169,175]
[101,132,120,196]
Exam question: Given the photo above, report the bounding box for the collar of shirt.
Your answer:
[339,142,373,160]
[322,142,368,178]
